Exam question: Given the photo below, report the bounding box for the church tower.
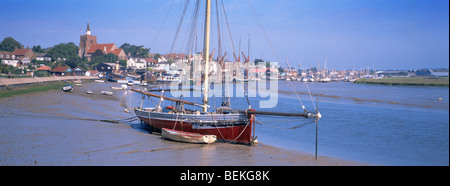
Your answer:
[78,22,97,58]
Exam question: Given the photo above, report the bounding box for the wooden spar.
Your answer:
[131,88,200,107]
[237,109,320,119]
[148,88,195,92]
[132,88,320,118]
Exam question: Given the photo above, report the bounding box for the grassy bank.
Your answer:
[0,82,70,98]
[354,76,449,87]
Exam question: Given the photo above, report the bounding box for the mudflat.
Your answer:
[0,81,366,166]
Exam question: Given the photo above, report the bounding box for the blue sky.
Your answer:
[0,0,448,70]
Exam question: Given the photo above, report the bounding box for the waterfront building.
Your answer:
[51,66,71,76]
[35,65,51,77]
[72,66,86,76]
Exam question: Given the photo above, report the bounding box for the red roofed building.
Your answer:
[51,66,71,76]
[12,47,35,64]
[110,49,126,60]
[86,43,115,54]
[35,65,52,77]
[85,43,127,61]
[37,65,52,71]
[78,23,127,61]
[145,57,158,65]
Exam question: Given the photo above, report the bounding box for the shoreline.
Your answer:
[0,76,99,90]
[0,81,368,166]
[354,76,449,87]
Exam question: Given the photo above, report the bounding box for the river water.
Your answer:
[127,80,449,166]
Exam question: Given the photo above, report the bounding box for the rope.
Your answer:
[220,0,237,56]
[170,0,190,54]
[305,81,317,112]
[255,118,315,130]
[285,57,307,111]
[230,115,253,142]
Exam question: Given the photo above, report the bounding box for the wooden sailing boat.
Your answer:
[162,128,217,144]
[132,0,321,145]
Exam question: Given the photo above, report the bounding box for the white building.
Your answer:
[36,53,52,61]
[0,51,19,67]
[127,58,146,69]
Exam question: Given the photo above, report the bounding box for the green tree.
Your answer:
[105,53,118,62]
[119,60,127,69]
[89,56,105,67]
[65,56,81,69]
[48,42,79,62]
[153,53,161,60]
[32,45,45,53]
[120,43,150,58]
[89,53,119,68]
[47,42,84,69]
[0,37,23,52]
[91,49,104,58]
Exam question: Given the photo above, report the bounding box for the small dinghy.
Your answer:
[161,128,217,144]
[111,84,127,90]
[101,91,113,96]
[127,81,134,86]
[61,84,73,92]
[86,90,93,94]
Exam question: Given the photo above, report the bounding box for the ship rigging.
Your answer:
[132,0,321,153]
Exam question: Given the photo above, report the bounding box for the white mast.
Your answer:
[202,0,211,113]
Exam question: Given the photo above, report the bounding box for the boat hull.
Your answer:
[61,85,73,92]
[162,128,217,144]
[136,109,254,145]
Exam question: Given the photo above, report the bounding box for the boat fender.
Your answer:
[166,106,173,110]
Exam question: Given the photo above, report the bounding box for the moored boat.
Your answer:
[134,103,255,144]
[161,128,217,144]
[101,91,113,96]
[132,0,321,146]
[61,84,73,92]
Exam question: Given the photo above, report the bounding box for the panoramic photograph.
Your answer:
[1,0,448,172]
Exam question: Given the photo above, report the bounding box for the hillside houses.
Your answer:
[0,48,36,67]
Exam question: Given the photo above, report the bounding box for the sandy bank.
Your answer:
[0,76,99,90]
[0,81,366,166]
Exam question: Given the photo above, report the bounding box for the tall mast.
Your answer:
[202,0,211,113]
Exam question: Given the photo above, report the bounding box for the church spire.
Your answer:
[86,22,91,35]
